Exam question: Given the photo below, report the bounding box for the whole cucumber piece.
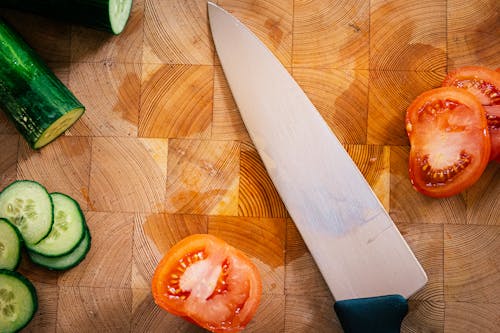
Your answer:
[0,18,85,149]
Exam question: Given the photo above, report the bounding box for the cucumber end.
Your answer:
[34,107,85,149]
[109,0,133,35]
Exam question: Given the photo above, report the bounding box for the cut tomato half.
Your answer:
[443,66,500,161]
[405,87,490,197]
[152,234,262,333]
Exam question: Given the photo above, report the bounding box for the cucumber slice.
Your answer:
[109,0,134,34]
[0,218,22,270]
[0,270,38,333]
[0,180,53,245]
[28,193,85,257]
[28,228,91,271]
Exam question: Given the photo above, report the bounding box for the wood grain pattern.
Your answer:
[139,64,213,138]
[346,144,391,211]
[293,68,369,144]
[57,286,132,332]
[0,0,498,331]
[219,0,293,67]
[368,69,445,145]
[370,0,447,71]
[69,62,141,137]
[212,65,251,141]
[143,0,214,65]
[89,137,168,212]
[0,135,18,188]
[293,0,369,69]
[444,225,500,304]
[165,139,240,215]
[447,0,500,69]
[239,142,288,217]
[17,136,92,210]
[444,302,500,333]
[58,211,134,288]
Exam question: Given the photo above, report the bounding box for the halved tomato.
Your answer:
[152,234,262,333]
[405,87,490,198]
[443,66,500,161]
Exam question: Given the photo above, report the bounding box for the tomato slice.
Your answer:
[485,105,500,162]
[443,66,500,161]
[152,234,262,333]
[405,87,491,198]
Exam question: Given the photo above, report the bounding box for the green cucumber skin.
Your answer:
[0,269,38,332]
[27,192,86,258]
[28,228,91,271]
[0,18,85,149]
[0,0,131,35]
[0,218,23,271]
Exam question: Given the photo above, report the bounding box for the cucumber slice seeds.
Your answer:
[0,218,22,270]
[0,270,38,332]
[0,180,53,245]
[28,193,85,257]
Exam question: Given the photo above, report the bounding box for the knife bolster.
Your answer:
[334,294,408,333]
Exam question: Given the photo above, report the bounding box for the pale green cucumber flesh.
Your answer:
[109,0,133,34]
[0,270,38,333]
[0,218,22,270]
[0,180,53,245]
[34,107,85,149]
[28,229,91,271]
[28,193,85,257]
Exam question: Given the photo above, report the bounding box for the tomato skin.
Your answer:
[152,234,262,333]
[406,87,491,198]
[443,66,500,161]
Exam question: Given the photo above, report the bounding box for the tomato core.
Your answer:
[152,234,262,333]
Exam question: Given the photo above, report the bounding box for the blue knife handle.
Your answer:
[334,294,408,333]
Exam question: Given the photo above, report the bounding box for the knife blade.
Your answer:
[207,2,427,332]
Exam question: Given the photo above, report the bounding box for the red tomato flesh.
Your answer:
[406,87,490,197]
[443,66,500,161]
[152,234,262,333]
[485,105,500,162]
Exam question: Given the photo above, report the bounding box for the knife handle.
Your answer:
[334,294,408,333]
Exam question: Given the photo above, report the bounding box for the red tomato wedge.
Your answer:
[152,234,262,333]
[443,66,500,161]
[405,87,490,198]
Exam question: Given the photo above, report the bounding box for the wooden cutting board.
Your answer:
[0,0,498,332]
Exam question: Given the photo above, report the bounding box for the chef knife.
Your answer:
[207,2,427,332]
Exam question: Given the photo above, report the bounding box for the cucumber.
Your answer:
[28,193,85,257]
[0,218,22,271]
[0,18,85,149]
[0,0,133,35]
[0,180,53,245]
[28,228,91,271]
[0,270,38,333]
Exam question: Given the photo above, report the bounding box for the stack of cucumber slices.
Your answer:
[0,180,91,332]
